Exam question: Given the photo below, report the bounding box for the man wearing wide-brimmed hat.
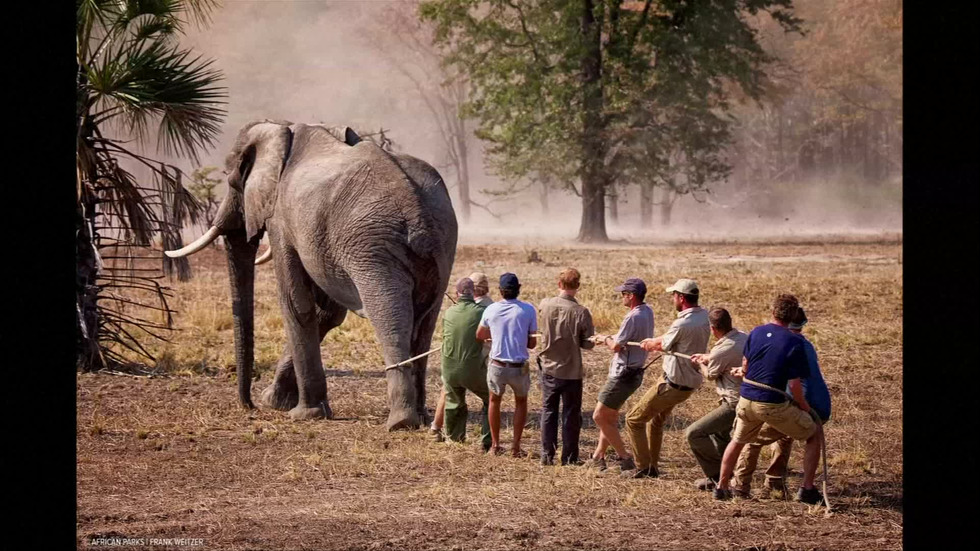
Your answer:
[430,271,493,440]
[438,277,493,451]
[625,278,711,479]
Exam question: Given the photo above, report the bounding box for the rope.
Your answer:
[741,377,832,512]
[384,333,544,371]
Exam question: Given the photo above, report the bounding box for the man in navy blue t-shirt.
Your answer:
[732,307,832,499]
[714,294,826,505]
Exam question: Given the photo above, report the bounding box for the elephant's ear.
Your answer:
[242,124,292,242]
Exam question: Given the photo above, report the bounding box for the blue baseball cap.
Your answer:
[499,272,520,289]
[614,277,647,296]
[788,307,808,330]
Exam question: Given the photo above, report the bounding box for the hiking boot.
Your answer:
[541,454,555,466]
[621,467,658,479]
[713,487,734,501]
[763,478,789,500]
[797,486,824,505]
[582,457,607,471]
[695,477,718,491]
[615,456,637,472]
[430,428,445,443]
[733,486,752,499]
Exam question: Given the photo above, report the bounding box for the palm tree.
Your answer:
[76,0,227,371]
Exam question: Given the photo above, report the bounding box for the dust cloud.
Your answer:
[176,1,901,245]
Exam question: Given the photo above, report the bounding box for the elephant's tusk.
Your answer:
[164,226,221,258]
[254,247,273,265]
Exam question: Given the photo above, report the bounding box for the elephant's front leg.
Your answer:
[272,247,329,421]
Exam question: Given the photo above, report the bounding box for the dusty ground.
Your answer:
[77,241,902,550]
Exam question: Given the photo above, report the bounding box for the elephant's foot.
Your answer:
[289,401,332,421]
[386,407,421,431]
[260,383,299,411]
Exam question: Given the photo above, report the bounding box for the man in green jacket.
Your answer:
[441,277,493,451]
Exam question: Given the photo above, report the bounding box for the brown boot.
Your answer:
[732,485,752,499]
[764,478,789,500]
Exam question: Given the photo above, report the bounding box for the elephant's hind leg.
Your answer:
[260,291,347,415]
[410,301,443,425]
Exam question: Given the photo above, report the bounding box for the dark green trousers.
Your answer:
[442,358,492,450]
[684,400,737,480]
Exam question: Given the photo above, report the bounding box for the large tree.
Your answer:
[76,0,226,370]
[421,0,800,241]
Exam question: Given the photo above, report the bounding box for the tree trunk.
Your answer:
[454,117,471,222]
[76,195,104,371]
[640,182,653,228]
[776,106,784,180]
[607,191,618,224]
[576,0,609,243]
[660,188,674,227]
[539,181,549,215]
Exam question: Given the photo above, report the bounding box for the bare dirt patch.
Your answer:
[78,242,902,550]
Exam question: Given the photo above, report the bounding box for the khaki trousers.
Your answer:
[732,424,793,491]
[624,377,694,470]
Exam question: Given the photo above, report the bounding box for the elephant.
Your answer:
[166,120,457,430]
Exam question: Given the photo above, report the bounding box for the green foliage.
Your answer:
[420,0,801,223]
[76,0,227,370]
[188,166,222,228]
[727,0,902,188]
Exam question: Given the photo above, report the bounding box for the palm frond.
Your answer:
[77,0,224,371]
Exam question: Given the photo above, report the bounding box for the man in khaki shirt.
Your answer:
[626,278,711,478]
[537,268,595,465]
[687,307,748,490]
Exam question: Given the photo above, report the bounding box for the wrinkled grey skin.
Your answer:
[206,120,456,430]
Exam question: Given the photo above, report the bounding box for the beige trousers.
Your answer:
[732,424,793,491]
[624,378,694,470]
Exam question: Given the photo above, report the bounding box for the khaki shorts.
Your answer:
[731,396,818,444]
[488,363,531,397]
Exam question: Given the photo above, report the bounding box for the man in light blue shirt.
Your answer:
[476,273,538,457]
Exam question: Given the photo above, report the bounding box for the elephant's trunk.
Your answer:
[223,229,258,409]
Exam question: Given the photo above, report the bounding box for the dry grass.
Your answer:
[77,241,902,550]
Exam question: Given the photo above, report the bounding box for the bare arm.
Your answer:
[788,378,810,412]
[527,334,537,348]
[730,356,748,378]
[580,311,596,349]
[476,325,491,342]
